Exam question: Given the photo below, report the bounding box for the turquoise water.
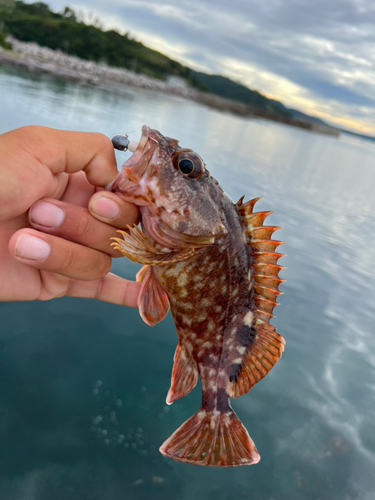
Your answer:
[1,65,375,499]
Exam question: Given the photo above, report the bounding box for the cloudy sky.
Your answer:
[46,0,375,134]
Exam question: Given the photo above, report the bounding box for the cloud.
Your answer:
[46,0,375,134]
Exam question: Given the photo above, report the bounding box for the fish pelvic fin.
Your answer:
[166,343,198,404]
[159,408,260,467]
[111,225,195,265]
[136,265,170,327]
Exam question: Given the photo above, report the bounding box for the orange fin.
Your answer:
[136,265,170,327]
[111,225,194,265]
[157,219,223,248]
[160,409,260,467]
[228,196,286,397]
[228,322,285,398]
[166,343,198,404]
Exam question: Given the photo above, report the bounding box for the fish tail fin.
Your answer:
[159,409,260,467]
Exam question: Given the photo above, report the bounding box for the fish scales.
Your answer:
[155,202,252,395]
[109,126,285,467]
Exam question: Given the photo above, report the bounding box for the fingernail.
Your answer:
[90,197,119,219]
[15,234,51,261]
[29,201,65,228]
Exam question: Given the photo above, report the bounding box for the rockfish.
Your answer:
[109,126,285,467]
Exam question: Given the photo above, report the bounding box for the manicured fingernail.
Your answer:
[29,201,65,228]
[15,234,51,261]
[90,197,119,219]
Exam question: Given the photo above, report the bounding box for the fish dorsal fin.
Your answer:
[136,265,170,327]
[227,197,286,398]
[238,196,286,321]
[166,342,198,404]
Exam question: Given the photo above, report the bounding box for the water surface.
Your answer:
[0,65,374,500]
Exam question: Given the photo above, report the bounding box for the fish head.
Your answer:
[109,126,228,249]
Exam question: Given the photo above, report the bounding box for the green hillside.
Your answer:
[0,1,328,123]
[0,1,205,87]
[192,72,291,117]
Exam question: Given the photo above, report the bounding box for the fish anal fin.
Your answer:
[228,322,285,399]
[160,409,260,466]
[137,266,170,327]
[166,343,198,404]
[111,225,194,265]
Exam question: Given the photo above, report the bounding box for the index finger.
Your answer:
[4,125,118,185]
[0,126,118,220]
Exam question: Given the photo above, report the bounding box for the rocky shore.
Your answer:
[0,36,340,137]
[0,36,199,96]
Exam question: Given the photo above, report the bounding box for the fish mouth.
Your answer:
[106,125,223,250]
[106,126,158,205]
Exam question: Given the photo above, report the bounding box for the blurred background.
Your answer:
[0,1,375,499]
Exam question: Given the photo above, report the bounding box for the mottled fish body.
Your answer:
[110,126,285,466]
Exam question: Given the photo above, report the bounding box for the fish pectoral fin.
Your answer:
[228,321,285,398]
[166,343,198,404]
[157,219,221,248]
[137,265,170,327]
[111,225,195,265]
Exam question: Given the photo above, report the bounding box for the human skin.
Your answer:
[0,125,141,306]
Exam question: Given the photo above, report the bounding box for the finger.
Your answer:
[9,229,112,281]
[1,126,118,219]
[88,191,140,228]
[64,273,141,308]
[61,171,96,207]
[6,125,118,185]
[28,198,138,257]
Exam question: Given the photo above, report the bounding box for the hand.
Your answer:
[0,126,141,306]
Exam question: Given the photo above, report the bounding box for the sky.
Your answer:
[45,0,375,135]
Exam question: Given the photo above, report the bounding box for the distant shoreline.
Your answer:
[0,37,340,137]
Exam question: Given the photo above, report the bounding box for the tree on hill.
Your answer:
[0,1,206,87]
[0,1,309,121]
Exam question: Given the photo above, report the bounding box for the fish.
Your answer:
[109,126,285,467]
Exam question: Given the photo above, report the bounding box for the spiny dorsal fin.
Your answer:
[236,195,245,206]
[236,195,286,321]
[238,196,262,215]
[251,238,285,252]
[228,197,286,398]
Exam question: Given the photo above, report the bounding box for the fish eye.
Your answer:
[178,158,195,175]
[173,152,203,179]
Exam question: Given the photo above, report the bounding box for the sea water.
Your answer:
[0,64,374,500]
